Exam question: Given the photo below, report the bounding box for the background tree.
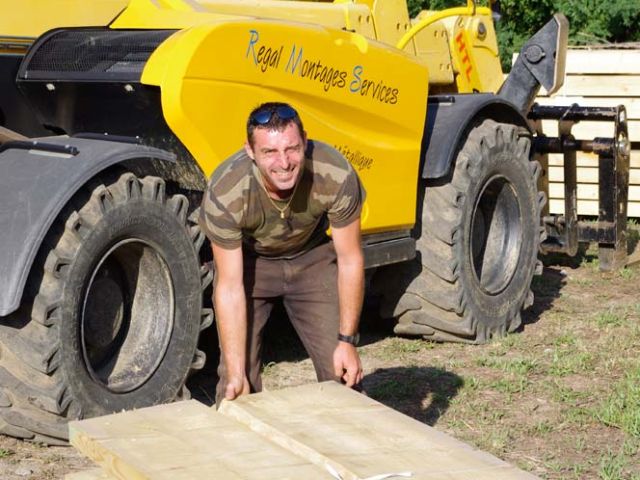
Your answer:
[406,0,640,70]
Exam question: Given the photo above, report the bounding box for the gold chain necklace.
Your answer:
[255,168,301,219]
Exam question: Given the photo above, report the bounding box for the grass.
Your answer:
[0,448,13,459]
[595,309,625,328]
[488,376,529,395]
[548,380,591,406]
[548,349,594,377]
[619,267,635,280]
[594,367,640,437]
[598,448,640,480]
[373,337,433,361]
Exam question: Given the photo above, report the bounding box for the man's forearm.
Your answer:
[337,256,364,336]
[214,282,247,378]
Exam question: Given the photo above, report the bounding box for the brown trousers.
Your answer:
[215,241,341,406]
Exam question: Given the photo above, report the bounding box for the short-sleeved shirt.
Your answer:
[199,140,365,259]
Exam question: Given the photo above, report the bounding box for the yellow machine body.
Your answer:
[2,0,505,234]
[109,0,504,233]
[141,19,428,232]
[0,0,128,54]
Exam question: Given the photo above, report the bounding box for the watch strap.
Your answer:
[338,332,359,346]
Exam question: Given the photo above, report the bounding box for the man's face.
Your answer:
[245,123,307,198]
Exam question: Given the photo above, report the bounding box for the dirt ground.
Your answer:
[0,244,639,479]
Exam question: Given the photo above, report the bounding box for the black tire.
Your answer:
[383,119,545,343]
[0,172,212,443]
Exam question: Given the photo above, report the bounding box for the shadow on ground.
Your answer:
[521,263,567,329]
[363,366,463,427]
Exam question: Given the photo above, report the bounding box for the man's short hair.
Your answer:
[246,102,305,147]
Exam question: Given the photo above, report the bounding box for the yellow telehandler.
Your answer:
[0,0,629,442]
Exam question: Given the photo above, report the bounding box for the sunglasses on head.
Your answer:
[250,105,298,125]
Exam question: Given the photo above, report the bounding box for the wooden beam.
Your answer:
[548,166,640,185]
[516,49,640,75]
[564,50,640,75]
[220,382,538,480]
[70,400,332,480]
[549,199,640,217]
[70,383,540,479]
[549,183,640,201]
[547,151,640,169]
[547,75,640,98]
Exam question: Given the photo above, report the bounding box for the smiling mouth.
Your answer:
[272,167,297,179]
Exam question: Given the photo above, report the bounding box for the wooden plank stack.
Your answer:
[533,48,640,218]
[66,382,539,479]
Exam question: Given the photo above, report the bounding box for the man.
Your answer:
[199,102,365,404]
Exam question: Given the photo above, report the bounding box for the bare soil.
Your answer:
[1,247,639,479]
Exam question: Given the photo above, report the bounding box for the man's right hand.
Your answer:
[225,375,250,401]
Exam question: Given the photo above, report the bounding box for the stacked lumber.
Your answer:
[66,382,539,479]
[534,48,640,218]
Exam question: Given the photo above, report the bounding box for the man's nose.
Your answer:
[275,151,290,168]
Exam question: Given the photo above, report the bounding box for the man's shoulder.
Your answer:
[308,140,355,182]
[208,149,253,194]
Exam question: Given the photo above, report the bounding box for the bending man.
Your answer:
[199,102,366,404]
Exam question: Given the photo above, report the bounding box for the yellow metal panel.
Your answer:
[142,19,429,233]
[411,16,453,84]
[0,0,127,39]
[112,0,375,38]
[110,0,237,29]
[370,0,415,53]
[449,13,502,93]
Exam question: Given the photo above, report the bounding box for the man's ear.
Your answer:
[302,130,308,149]
[244,141,255,160]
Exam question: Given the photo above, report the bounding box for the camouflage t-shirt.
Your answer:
[199,140,365,258]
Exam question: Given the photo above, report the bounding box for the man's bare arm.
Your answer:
[212,243,250,400]
[331,218,364,387]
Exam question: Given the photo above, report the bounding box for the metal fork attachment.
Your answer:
[529,104,631,271]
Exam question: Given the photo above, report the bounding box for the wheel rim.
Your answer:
[470,175,522,295]
[81,239,174,393]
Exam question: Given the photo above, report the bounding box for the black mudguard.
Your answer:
[0,136,176,316]
[421,93,531,180]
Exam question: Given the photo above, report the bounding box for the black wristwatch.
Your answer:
[338,332,360,346]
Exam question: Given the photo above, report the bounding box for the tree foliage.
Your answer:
[406,0,640,70]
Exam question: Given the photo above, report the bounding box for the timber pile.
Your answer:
[534,47,640,218]
[66,381,538,479]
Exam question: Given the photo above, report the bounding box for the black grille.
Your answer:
[19,29,175,82]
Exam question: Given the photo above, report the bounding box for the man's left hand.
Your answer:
[333,341,363,387]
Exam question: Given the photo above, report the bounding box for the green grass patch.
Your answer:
[475,355,538,375]
[580,255,600,272]
[562,405,592,428]
[619,267,635,280]
[488,376,529,395]
[598,448,638,480]
[548,348,595,377]
[596,309,625,328]
[0,448,13,458]
[461,375,479,392]
[376,338,433,361]
[594,367,640,437]
[530,419,555,435]
[553,332,578,347]
[549,381,591,406]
